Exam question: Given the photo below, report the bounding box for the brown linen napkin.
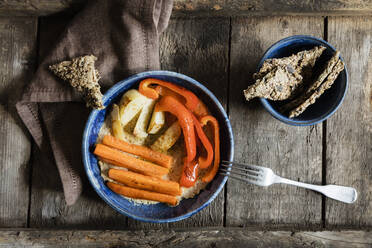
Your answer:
[16,0,173,205]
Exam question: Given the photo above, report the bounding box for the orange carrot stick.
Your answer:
[108,169,181,196]
[107,181,178,206]
[200,115,220,183]
[102,135,173,168]
[94,144,168,177]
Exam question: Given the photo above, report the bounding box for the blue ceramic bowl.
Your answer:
[258,35,348,126]
[82,71,234,223]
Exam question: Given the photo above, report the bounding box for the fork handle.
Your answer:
[275,177,357,204]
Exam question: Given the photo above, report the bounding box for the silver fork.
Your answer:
[220,160,357,204]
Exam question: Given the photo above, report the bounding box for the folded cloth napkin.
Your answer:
[16,0,173,205]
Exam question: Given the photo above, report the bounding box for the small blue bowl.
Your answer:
[82,71,234,223]
[258,35,348,126]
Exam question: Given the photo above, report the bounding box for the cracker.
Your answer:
[49,55,104,109]
[245,46,326,101]
[289,59,345,118]
[244,65,303,101]
[253,46,326,80]
[281,51,341,112]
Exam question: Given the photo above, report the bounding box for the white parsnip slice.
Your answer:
[147,111,165,134]
[111,104,145,145]
[111,104,121,121]
[119,89,149,127]
[151,121,181,152]
[133,99,155,138]
[112,119,125,140]
[119,89,146,106]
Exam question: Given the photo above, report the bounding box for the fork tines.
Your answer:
[220,160,262,184]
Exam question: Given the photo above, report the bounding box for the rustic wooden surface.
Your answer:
[0,228,371,248]
[3,0,372,17]
[326,17,372,228]
[1,2,372,247]
[0,17,37,227]
[227,16,323,228]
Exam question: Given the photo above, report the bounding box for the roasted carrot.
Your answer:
[200,115,220,183]
[107,182,178,206]
[108,169,181,196]
[191,114,213,169]
[155,95,196,162]
[102,135,172,168]
[94,144,169,177]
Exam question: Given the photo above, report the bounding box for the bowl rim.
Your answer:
[258,35,348,126]
[82,70,234,223]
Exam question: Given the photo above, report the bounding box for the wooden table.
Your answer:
[0,1,371,247]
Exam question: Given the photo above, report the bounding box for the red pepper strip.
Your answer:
[191,114,213,169]
[195,131,202,149]
[193,100,209,118]
[180,158,199,188]
[139,78,208,117]
[155,85,186,104]
[155,95,196,162]
[139,78,198,110]
[138,78,159,99]
[157,85,209,118]
[200,115,220,183]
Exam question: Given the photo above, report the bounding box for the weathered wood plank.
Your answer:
[0,0,85,16]
[227,16,324,227]
[0,17,37,227]
[29,15,128,229]
[0,228,371,247]
[326,17,372,228]
[3,0,372,17]
[127,17,230,228]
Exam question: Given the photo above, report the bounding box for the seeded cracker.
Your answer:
[244,65,303,101]
[281,51,341,112]
[49,55,104,109]
[244,46,326,101]
[289,59,345,118]
[253,46,326,81]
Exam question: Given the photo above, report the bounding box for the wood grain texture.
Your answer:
[127,17,229,229]
[227,17,324,228]
[3,0,372,17]
[0,0,85,16]
[0,17,37,227]
[0,228,371,247]
[28,15,128,229]
[326,17,372,228]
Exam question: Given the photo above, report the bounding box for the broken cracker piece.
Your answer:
[49,55,104,109]
[289,59,345,118]
[281,51,341,112]
[253,46,326,80]
[244,65,303,101]
[245,46,326,101]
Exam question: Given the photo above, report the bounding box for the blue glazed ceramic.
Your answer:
[82,71,234,223]
[258,35,348,126]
